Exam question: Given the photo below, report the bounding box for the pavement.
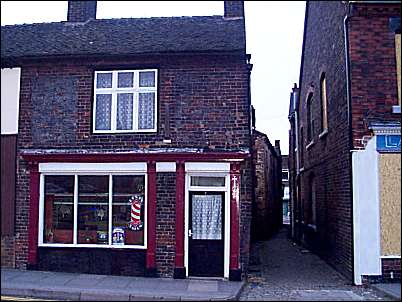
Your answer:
[1,269,245,301]
[239,227,400,301]
[371,283,401,301]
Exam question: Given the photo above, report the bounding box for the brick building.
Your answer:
[1,0,253,281]
[288,1,401,284]
[251,131,282,241]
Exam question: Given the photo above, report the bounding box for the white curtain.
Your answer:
[192,195,222,240]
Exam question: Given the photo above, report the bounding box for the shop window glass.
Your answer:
[44,175,74,244]
[78,176,109,244]
[112,175,145,246]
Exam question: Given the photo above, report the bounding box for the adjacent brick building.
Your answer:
[288,1,401,284]
[1,0,253,281]
[251,130,282,241]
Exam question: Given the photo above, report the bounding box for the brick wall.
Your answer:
[251,131,282,241]
[156,172,176,277]
[17,54,250,152]
[1,236,15,267]
[348,3,401,149]
[381,258,401,281]
[296,1,353,280]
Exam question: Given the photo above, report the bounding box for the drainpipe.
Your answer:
[343,1,355,285]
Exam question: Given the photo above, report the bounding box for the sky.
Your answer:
[1,1,305,154]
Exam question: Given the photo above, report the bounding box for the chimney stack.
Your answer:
[67,1,97,23]
[224,1,244,19]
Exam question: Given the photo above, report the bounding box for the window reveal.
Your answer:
[42,174,146,247]
[93,70,157,133]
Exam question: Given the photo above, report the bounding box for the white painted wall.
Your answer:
[352,136,381,285]
[1,68,21,134]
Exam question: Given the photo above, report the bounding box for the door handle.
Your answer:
[188,229,193,237]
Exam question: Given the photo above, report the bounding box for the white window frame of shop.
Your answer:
[93,69,158,133]
[38,162,148,249]
[184,162,231,279]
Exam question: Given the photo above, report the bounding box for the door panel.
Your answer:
[188,192,224,277]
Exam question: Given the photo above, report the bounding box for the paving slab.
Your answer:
[371,283,401,300]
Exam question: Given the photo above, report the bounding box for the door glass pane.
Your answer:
[117,72,134,88]
[139,71,155,87]
[117,93,133,130]
[95,94,112,130]
[192,195,222,240]
[138,92,155,130]
[112,175,145,246]
[96,73,112,88]
[191,177,225,187]
[44,175,74,244]
[78,176,109,244]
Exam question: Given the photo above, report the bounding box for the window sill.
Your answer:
[93,129,157,134]
[306,140,315,150]
[38,243,147,249]
[318,129,328,139]
[392,105,401,114]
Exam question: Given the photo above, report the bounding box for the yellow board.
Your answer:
[379,153,401,256]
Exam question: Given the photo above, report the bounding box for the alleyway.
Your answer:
[239,227,395,301]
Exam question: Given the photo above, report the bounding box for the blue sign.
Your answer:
[376,135,401,152]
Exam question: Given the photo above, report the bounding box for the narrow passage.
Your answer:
[239,227,393,301]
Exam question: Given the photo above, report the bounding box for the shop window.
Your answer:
[44,175,74,244]
[41,174,146,248]
[112,175,145,246]
[78,176,109,244]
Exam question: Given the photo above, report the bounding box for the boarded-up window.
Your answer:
[1,135,16,236]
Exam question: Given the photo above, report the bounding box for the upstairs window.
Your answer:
[93,70,157,133]
[320,73,328,133]
[395,33,401,107]
[306,93,314,142]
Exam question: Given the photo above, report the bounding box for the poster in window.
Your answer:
[128,195,144,231]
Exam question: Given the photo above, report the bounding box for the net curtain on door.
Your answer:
[192,195,222,240]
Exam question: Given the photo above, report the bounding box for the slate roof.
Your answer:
[1,16,246,61]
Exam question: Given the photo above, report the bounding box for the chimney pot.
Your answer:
[67,1,97,22]
[224,1,244,19]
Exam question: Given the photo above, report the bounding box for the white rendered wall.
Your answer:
[1,68,21,134]
[352,136,381,285]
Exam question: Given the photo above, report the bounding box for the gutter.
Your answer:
[343,2,356,285]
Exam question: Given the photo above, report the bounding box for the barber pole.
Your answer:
[128,195,143,231]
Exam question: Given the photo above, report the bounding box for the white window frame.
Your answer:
[93,69,158,133]
[38,163,148,249]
